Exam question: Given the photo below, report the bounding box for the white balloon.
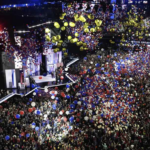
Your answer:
[66,111,69,115]
[33,92,36,96]
[31,102,36,107]
[90,61,93,64]
[44,114,47,118]
[51,96,55,99]
[59,111,63,115]
[77,101,81,105]
[44,88,48,93]
[32,125,35,128]
[65,68,68,71]
[84,116,89,121]
[54,91,58,95]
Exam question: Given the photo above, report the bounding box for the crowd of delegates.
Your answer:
[0,48,150,150]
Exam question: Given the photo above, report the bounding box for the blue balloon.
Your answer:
[26,133,30,138]
[70,104,75,109]
[31,84,35,88]
[96,63,100,67]
[35,127,39,131]
[11,121,14,124]
[66,95,70,99]
[101,67,104,70]
[73,100,78,104]
[55,97,59,100]
[52,104,56,110]
[32,122,36,126]
[69,117,74,122]
[5,135,10,140]
[98,55,101,58]
[37,110,41,115]
[34,89,38,93]
[16,114,20,119]
[69,109,74,113]
[84,57,87,60]
[29,98,32,102]
[66,84,70,88]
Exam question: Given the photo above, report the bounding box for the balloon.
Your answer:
[64,52,68,56]
[45,28,50,33]
[76,42,80,46]
[29,98,32,102]
[79,15,86,22]
[52,104,56,110]
[62,12,66,16]
[31,84,35,88]
[26,133,30,138]
[66,95,70,99]
[68,36,72,40]
[80,47,84,51]
[16,114,20,119]
[59,16,64,20]
[35,127,39,131]
[31,102,36,107]
[56,35,61,40]
[28,108,33,113]
[5,135,10,140]
[37,110,41,115]
[84,28,89,33]
[54,22,60,28]
[69,22,75,27]
[51,95,55,99]
[77,101,81,105]
[66,111,69,115]
[44,88,48,93]
[33,92,36,96]
[57,43,62,47]
[21,132,25,136]
[84,116,89,121]
[61,26,65,31]
[64,22,68,27]
[60,76,64,80]
[90,28,95,32]
[62,48,66,51]
[75,32,79,37]
[20,111,24,115]
[66,84,70,88]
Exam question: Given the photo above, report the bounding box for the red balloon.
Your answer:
[39,76,42,79]
[32,107,36,111]
[21,132,25,136]
[20,111,24,115]
[60,76,64,80]
[28,108,33,113]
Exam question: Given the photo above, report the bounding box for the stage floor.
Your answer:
[32,75,56,83]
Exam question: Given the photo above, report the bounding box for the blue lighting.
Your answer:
[0,2,58,9]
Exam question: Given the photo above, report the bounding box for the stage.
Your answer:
[32,74,56,84]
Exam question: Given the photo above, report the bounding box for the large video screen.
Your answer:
[5,69,17,88]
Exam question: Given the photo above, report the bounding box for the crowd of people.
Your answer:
[0,48,150,150]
